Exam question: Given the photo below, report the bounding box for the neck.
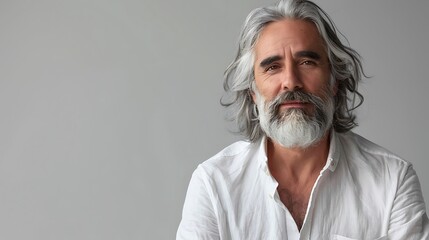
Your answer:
[267,131,331,184]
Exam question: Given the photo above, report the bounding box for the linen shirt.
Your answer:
[177,131,429,240]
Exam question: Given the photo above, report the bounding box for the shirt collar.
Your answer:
[255,136,269,174]
[255,129,341,173]
[324,130,340,172]
[254,136,278,198]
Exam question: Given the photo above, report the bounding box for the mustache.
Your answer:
[268,90,321,114]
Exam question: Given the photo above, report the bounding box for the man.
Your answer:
[177,0,429,239]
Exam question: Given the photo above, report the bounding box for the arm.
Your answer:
[388,164,429,239]
[177,166,220,240]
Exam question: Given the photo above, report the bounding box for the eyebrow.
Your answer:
[295,50,321,60]
[258,51,321,68]
[259,55,283,68]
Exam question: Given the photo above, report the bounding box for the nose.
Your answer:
[281,62,303,91]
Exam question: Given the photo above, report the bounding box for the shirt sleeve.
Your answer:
[387,164,429,239]
[176,166,220,240]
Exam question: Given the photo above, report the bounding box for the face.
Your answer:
[252,19,332,110]
[252,19,335,148]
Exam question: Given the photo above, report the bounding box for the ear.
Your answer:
[249,80,258,103]
[250,90,256,103]
[332,79,339,96]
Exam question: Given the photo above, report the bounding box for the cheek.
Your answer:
[254,80,282,101]
[258,87,277,102]
[305,75,332,93]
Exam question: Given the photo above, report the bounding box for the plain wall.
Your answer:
[0,0,428,239]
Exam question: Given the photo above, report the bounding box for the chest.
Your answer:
[277,187,311,230]
[221,174,388,239]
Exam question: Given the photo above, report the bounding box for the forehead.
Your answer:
[253,19,327,62]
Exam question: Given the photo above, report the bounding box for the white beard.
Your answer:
[255,89,334,148]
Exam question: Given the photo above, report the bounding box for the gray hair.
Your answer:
[221,0,365,142]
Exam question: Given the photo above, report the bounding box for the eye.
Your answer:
[264,64,281,72]
[300,60,317,66]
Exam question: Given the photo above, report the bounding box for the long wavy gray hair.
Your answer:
[221,0,365,142]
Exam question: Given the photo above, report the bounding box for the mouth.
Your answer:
[279,101,309,109]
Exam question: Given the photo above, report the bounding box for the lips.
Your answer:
[280,101,309,109]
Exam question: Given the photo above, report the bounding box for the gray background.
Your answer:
[0,0,428,239]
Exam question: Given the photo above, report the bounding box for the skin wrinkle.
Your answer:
[259,55,283,69]
[260,50,322,67]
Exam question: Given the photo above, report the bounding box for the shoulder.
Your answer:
[195,139,261,179]
[337,131,410,171]
[334,132,419,201]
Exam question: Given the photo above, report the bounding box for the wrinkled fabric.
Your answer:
[177,131,429,240]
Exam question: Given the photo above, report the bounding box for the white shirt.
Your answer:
[177,131,429,240]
